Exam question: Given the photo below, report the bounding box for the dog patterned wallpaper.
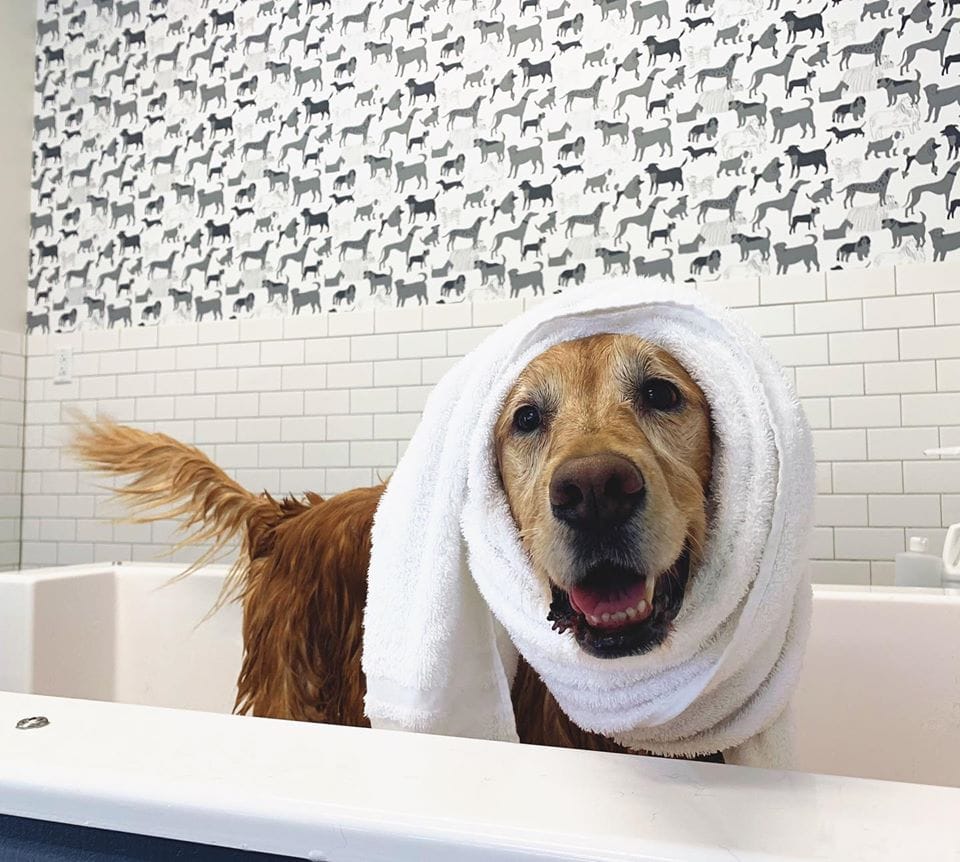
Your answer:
[24,0,960,333]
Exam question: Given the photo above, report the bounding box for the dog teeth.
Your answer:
[613,611,627,623]
[636,599,647,613]
[601,612,611,623]
[625,607,637,619]
[587,614,599,625]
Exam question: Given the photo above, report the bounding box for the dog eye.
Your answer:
[642,379,682,412]
[513,405,542,433]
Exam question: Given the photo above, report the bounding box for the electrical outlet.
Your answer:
[53,347,73,385]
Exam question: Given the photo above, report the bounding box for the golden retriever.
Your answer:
[73,333,714,759]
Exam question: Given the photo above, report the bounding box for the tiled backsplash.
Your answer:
[17,260,960,584]
[0,330,25,570]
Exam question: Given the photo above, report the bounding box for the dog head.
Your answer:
[494,334,712,658]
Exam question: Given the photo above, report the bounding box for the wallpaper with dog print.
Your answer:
[24,0,960,334]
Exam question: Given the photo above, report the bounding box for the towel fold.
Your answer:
[362,280,815,760]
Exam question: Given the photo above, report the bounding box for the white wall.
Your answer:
[19,259,960,583]
[1,0,34,332]
[0,331,25,570]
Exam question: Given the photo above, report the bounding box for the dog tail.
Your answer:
[70,414,285,606]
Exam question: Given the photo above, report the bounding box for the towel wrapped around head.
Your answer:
[362,281,815,763]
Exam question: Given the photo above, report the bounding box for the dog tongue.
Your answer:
[568,577,652,628]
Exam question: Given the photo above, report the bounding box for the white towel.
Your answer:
[362,280,815,760]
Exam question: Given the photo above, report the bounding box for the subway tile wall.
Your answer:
[17,260,960,585]
[0,330,25,570]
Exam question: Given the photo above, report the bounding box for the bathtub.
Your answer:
[0,562,958,860]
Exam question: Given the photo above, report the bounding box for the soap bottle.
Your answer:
[894,536,944,588]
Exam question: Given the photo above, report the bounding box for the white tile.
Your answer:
[327,414,373,441]
[258,443,303,468]
[281,417,327,442]
[175,395,217,420]
[934,292,960,325]
[304,442,351,467]
[870,561,896,586]
[793,299,862,334]
[237,366,282,393]
[826,266,895,300]
[327,310,375,336]
[762,334,827,367]
[155,371,197,396]
[834,527,904,560]
[218,342,261,368]
[176,345,219,370]
[833,462,903,493]
[471,299,525,326]
[350,388,398,414]
[194,419,237,444]
[704,278,759,308]
[902,393,960,426]
[82,329,121,353]
[259,391,304,416]
[903,461,960,493]
[759,272,825,305]
[864,361,936,394]
[197,319,240,344]
[236,417,283,443]
[281,364,327,391]
[733,305,794,337]
[422,356,459,383]
[118,327,158,350]
[896,259,960,295]
[196,368,238,393]
[327,362,373,389]
[303,389,351,415]
[374,307,423,333]
[868,495,941,528]
[215,393,260,418]
[135,396,177,421]
[279,468,326,492]
[398,385,434,412]
[796,365,862,397]
[800,398,831,429]
[374,359,421,387]
[815,463,832,493]
[137,348,177,372]
[941,495,960,526]
[325,468,374,494]
[812,429,866,461]
[810,560,871,585]
[374,413,421,440]
[283,315,329,341]
[936,359,960,391]
[304,337,350,364]
[815,494,868,526]
[828,330,899,363]
[422,303,473,330]
[350,441,397,467]
[900,325,960,360]
[829,395,900,428]
[398,331,446,359]
[158,325,199,347]
[862,295,933,330]
[213,443,258,469]
[240,318,285,342]
[867,427,939,460]
[261,339,305,365]
[810,527,834,558]
[351,334,398,361]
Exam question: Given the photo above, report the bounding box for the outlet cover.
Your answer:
[53,347,73,385]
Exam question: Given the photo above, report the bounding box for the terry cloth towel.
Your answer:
[362,280,815,761]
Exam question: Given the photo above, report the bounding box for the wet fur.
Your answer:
[71,335,715,758]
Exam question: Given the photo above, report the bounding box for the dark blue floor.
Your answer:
[0,814,303,861]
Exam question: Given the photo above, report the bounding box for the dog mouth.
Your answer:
[547,548,690,658]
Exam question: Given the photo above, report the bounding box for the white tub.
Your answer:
[1,562,958,860]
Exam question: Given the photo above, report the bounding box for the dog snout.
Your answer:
[549,454,645,531]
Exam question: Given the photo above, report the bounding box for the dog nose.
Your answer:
[549,455,645,530]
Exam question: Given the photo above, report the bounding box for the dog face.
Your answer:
[494,334,712,659]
